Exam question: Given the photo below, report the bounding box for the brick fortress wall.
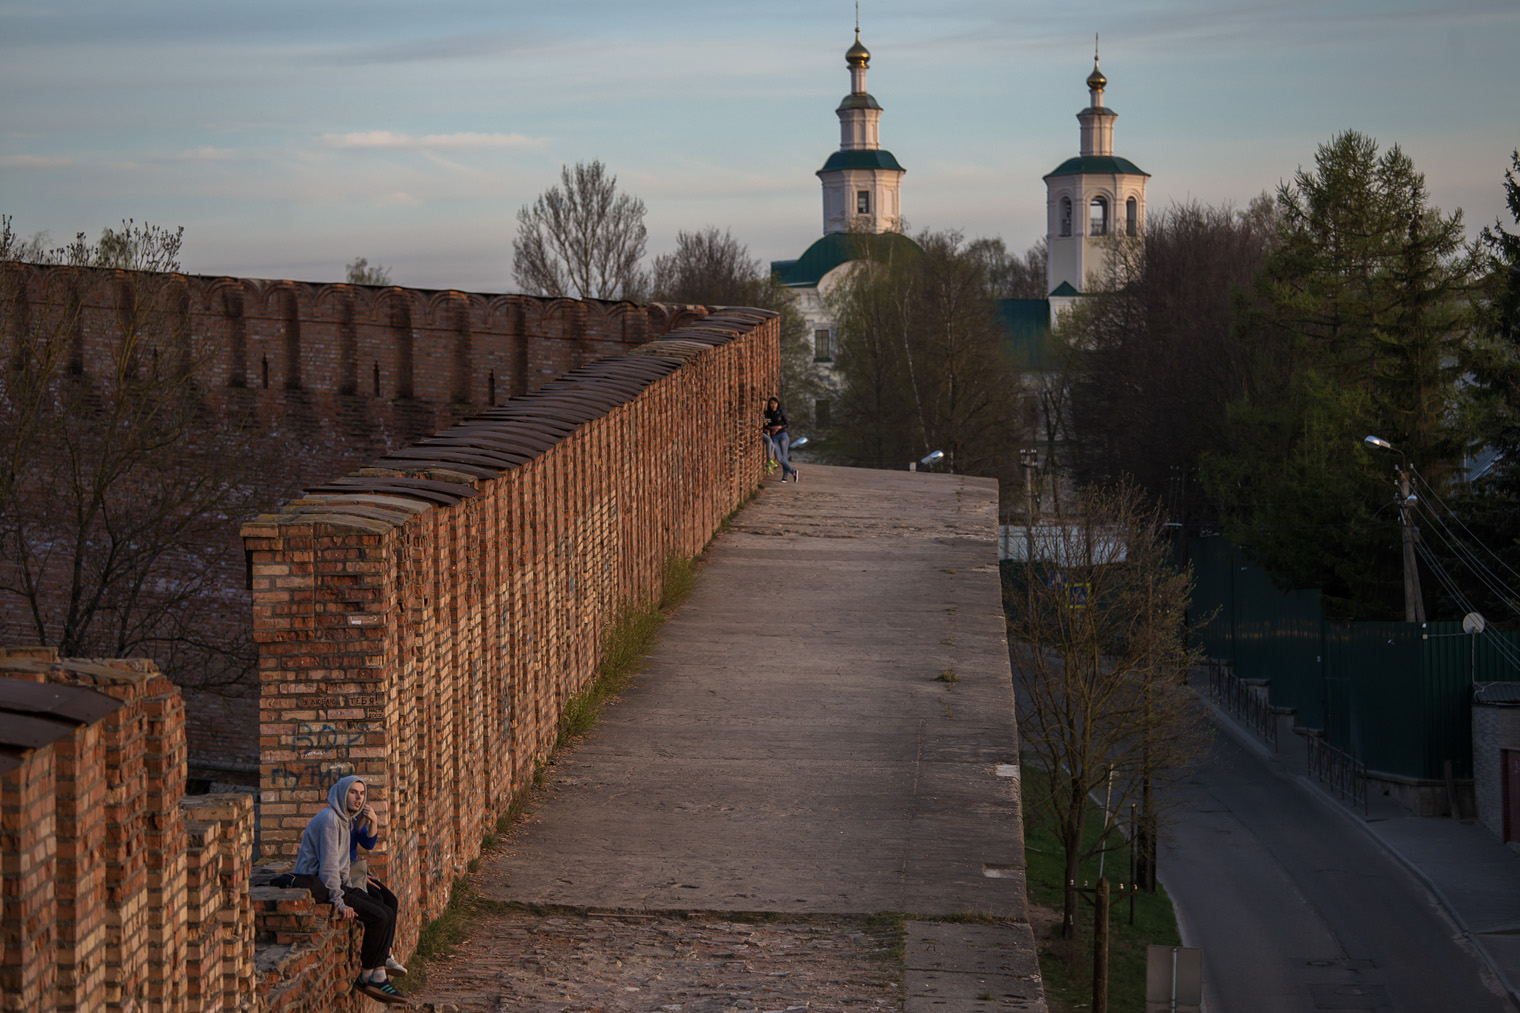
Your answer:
[243,309,777,1006]
[0,649,256,1012]
[0,263,713,782]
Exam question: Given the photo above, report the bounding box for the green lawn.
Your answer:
[1021,761,1183,1012]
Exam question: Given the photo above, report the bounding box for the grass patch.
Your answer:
[554,553,699,751]
[936,667,959,684]
[1021,761,1182,1013]
[860,911,908,968]
[402,878,507,994]
[659,553,699,612]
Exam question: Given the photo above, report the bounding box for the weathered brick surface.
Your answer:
[0,735,57,1011]
[245,311,779,1009]
[0,651,259,1011]
[0,263,715,780]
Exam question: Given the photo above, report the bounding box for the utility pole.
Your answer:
[1093,877,1110,1013]
[1365,436,1427,624]
[1019,448,1039,565]
[1397,462,1427,623]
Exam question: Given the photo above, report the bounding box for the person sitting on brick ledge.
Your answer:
[293,775,408,1005]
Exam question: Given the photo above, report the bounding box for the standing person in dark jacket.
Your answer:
[763,397,799,482]
[292,775,407,1005]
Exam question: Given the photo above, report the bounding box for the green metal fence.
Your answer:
[1187,536,1520,781]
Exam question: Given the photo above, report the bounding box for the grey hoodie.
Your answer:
[293,775,363,912]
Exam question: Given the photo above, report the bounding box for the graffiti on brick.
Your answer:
[268,761,353,790]
[292,722,364,750]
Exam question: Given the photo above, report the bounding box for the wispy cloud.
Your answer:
[176,146,236,161]
[0,153,71,168]
[321,131,545,152]
[376,191,422,207]
[329,31,548,66]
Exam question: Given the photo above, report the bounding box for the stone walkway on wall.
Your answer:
[412,465,1045,1012]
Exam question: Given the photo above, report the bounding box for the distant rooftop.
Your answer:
[771,231,922,289]
[1044,154,1149,179]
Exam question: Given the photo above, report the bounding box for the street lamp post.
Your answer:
[1019,448,1039,565]
[1364,436,1427,623]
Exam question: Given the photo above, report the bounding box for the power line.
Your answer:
[1411,470,1520,593]
[1413,539,1520,677]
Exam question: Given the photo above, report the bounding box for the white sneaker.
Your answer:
[385,955,408,977]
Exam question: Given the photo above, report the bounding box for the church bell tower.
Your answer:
[817,24,905,234]
[1044,39,1148,305]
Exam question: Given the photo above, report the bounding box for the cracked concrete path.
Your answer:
[420,465,1046,1012]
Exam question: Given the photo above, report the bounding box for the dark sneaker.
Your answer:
[356,977,410,1005]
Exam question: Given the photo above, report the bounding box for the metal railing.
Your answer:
[1205,659,1278,752]
[1307,734,1368,815]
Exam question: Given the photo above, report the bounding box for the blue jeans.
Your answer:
[773,431,797,477]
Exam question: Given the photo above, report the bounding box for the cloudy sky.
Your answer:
[2,0,1516,291]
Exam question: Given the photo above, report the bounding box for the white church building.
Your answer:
[769,29,919,370]
[770,30,1149,394]
[1043,48,1150,319]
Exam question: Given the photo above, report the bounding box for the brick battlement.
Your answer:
[0,262,718,779]
[0,651,256,1012]
[241,308,779,1006]
[1,305,778,1010]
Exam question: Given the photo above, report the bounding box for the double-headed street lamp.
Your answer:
[1364,435,1427,623]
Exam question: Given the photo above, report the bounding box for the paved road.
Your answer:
[1161,721,1512,1013]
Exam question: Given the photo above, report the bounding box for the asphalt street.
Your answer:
[1160,721,1512,1012]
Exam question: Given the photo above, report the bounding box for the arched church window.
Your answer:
[1090,196,1109,237]
[1126,197,1138,236]
[857,190,870,215]
[1059,197,1072,238]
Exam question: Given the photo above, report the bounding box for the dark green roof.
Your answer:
[837,93,882,111]
[1049,281,1080,297]
[1044,154,1149,179]
[770,231,922,289]
[998,299,1060,370]
[818,149,905,175]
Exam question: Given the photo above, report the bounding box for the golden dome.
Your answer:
[846,32,871,67]
[1087,60,1106,90]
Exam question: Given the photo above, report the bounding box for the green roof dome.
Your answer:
[771,231,922,289]
[818,149,905,175]
[1043,154,1148,179]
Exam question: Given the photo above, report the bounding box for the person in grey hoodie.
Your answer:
[293,775,406,1005]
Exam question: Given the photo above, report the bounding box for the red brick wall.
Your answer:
[0,263,713,781]
[243,310,777,1005]
[0,651,256,1012]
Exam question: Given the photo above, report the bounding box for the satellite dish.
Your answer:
[1463,612,1486,635]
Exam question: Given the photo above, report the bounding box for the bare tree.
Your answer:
[1061,198,1278,531]
[651,226,827,417]
[0,216,273,689]
[965,236,1048,300]
[1007,481,1207,940]
[827,228,1025,480]
[345,257,392,285]
[513,160,647,301]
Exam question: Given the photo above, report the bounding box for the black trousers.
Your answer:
[293,875,396,971]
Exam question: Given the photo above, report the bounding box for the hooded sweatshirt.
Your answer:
[293,774,363,912]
